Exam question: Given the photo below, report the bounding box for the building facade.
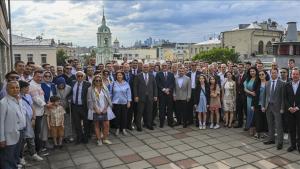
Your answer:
[118,47,157,61]
[190,38,221,57]
[12,35,57,66]
[221,20,283,60]
[96,9,113,64]
[0,1,11,82]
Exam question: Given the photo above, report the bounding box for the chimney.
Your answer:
[285,22,298,42]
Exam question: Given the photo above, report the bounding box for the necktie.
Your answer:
[145,73,148,85]
[164,72,167,81]
[270,80,275,103]
[239,75,242,83]
[75,81,81,105]
[126,73,129,82]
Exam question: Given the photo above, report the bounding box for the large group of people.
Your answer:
[0,57,300,169]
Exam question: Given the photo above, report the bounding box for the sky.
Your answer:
[10,0,300,47]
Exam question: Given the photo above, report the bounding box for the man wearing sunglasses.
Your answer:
[70,71,91,144]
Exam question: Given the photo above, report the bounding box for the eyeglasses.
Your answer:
[76,75,83,78]
[44,75,51,78]
[94,80,102,82]
[280,72,287,74]
[65,67,72,70]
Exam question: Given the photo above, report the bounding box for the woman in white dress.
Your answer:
[222,71,236,128]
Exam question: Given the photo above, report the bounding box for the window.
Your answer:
[135,54,139,58]
[27,54,33,62]
[14,54,21,62]
[41,54,47,64]
[258,41,264,54]
[266,41,272,54]
[195,48,198,54]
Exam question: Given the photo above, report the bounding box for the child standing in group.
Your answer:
[209,76,221,129]
[46,96,66,148]
[194,75,210,130]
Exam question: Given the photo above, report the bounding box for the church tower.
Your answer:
[96,7,113,64]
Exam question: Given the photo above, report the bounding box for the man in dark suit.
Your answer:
[70,71,91,144]
[133,64,157,131]
[123,63,136,130]
[186,62,201,126]
[285,69,300,153]
[156,63,175,128]
[234,63,247,128]
[264,68,285,150]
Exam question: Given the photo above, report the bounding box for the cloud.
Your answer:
[10,0,300,47]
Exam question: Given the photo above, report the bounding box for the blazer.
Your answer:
[186,71,201,89]
[156,71,175,96]
[194,83,210,106]
[235,73,247,95]
[264,79,285,113]
[70,80,91,110]
[87,86,112,112]
[173,75,191,101]
[133,72,157,102]
[285,81,300,112]
[0,96,21,145]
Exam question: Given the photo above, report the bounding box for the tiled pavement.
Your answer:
[26,125,300,169]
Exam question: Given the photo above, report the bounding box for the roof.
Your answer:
[195,39,221,45]
[231,22,285,32]
[12,35,55,46]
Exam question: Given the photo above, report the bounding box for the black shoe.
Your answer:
[277,144,283,150]
[127,125,134,131]
[137,127,142,132]
[243,128,249,131]
[287,146,296,152]
[147,126,154,130]
[175,122,181,126]
[264,141,275,145]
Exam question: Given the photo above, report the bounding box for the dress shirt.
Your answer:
[177,76,184,88]
[143,73,149,83]
[218,72,225,86]
[88,76,93,84]
[191,71,196,89]
[292,80,300,95]
[111,81,132,105]
[73,81,83,105]
[29,80,46,116]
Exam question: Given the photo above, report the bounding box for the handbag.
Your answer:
[93,113,108,122]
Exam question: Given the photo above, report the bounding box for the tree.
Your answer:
[192,48,240,63]
[56,49,68,66]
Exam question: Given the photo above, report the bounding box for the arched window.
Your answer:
[258,41,264,54]
[266,41,272,54]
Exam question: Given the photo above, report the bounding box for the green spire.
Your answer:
[102,6,106,25]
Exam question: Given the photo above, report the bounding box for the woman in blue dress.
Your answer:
[194,75,210,130]
[243,67,259,135]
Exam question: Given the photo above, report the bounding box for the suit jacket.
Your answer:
[285,81,300,112]
[133,72,157,102]
[0,96,21,145]
[70,80,91,110]
[186,71,201,89]
[156,71,175,97]
[235,73,247,95]
[173,75,191,101]
[194,83,210,106]
[264,79,285,113]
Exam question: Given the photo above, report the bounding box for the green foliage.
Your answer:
[192,48,240,63]
[56,49,69,66]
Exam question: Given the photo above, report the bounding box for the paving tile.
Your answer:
[109,143,129,151]
[126,141,145,147]
[147,156,170,166]
[181,137,199,143]
[77,162,102,169]
[165,139,183,146]
[175,159,200,169]
[173,133,188,139]
[182,149,204,157]
[237,153,261,163]
[209,151,232,160]
[198,146,219,154]
[148,142,169,149]
[266,156,290,166]
[224,147,247,156]
[190,166,207,169]
[202,139,222,145]
[166,153,188,161]
[283,162,300,169]
[156,163,181,169]
[158,135,176,142]
[252,150,275,159]
[114,148,136,157]
[157,147,178,155]
[143,138,161,144]
[220,157,247,167]
[253,160,278,169]
[173,144,193,152]
[132,145,153,153]
[279,153,300,162]
[89,146,111,154]
[193,155,217,165]
[190,141,208,148]
[205,161,230,169]
[126,160,152,169]
[100,157,124,168]
[73,155,96,165]
[50,159,75,169]
[47,152,70,161]
[70,150,91,158]
[94,151,116,161]
[235,164,258,169]
[138,150,160,159]
[151,132,168,137]
[106,164,129,169]
[120,153,142,163]
[212,143,232,150]
[136,134,153,140]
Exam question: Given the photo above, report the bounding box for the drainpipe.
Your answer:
[8,0,13,70]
